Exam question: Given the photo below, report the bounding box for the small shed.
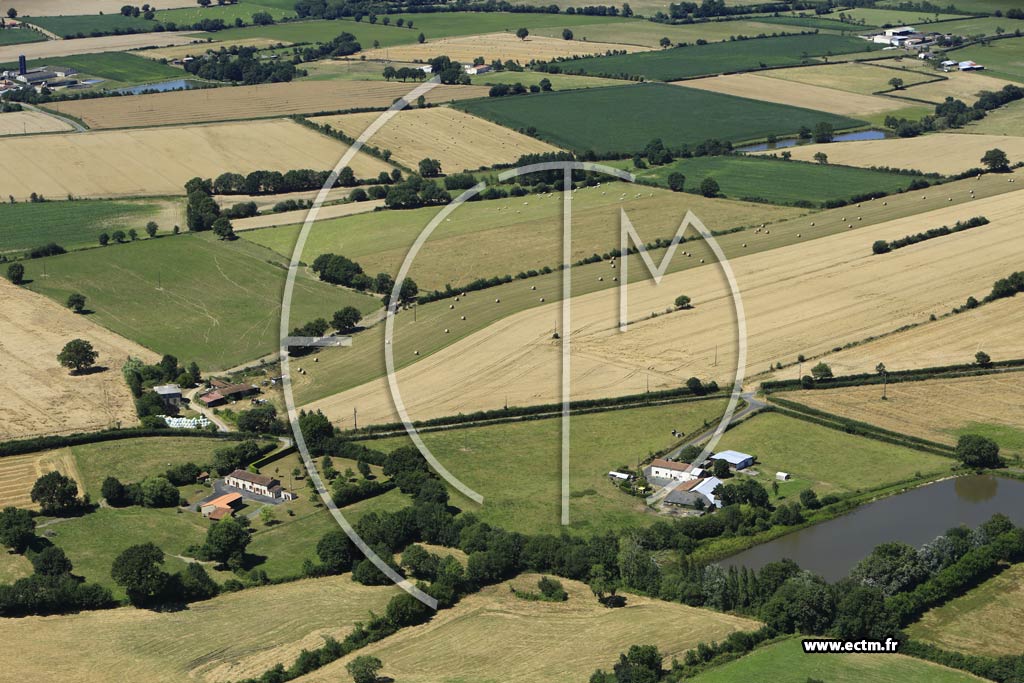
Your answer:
[776,472,791,481]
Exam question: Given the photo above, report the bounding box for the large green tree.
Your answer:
[955,434,1000,468]
[0,506,35,553]
[57,338,99,374]
[111,542,171,607]
[30,471,79,516]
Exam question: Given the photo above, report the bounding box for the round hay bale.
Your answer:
[495,298,500,303]
[461,315,466,320]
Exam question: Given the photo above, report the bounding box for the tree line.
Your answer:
[872,215,989,255]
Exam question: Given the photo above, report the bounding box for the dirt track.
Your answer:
[305,188,1024,426]
[0,279,158,441]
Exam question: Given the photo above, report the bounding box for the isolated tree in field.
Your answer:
[145,221,158,238]
[813,151,829,165]
[418,157,442,177]
[876,361,888,399]
[660,36,671,48]
[667,172,685,192]
[699,177,720,197]
[956,434,1000,468]
[98,232,109,246]
[331,306,362,333]
[6,8,16,18]
[810,361,833,380]
[66,293,87,313]
[888,77,904,90]
[0,506,35,553]
[417,32,425,43]
[31,471,79,516]
[516,27,529,40]
[975,350,992,367]
[562,28,574,40]
[674,294,692,309]
[981,148,1010,172]
[6,262,24,285]
[259,506,274,526]
[347,655,383,683]
[57,338,99,374]
[111,543,170,607]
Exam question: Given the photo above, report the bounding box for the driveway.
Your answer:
[192,478,287,510]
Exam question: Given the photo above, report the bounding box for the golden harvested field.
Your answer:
[901,70,1019,104]
[0,279,158,441]
[764,61,938,94]
[674,73,903,116]
[214,186,355,212]
[131,37,281,61]
[0,574,399,683]
[0,449,84,509]
[782,373,1024,448]
[295,576,759,683]
[0,110,74,135]
[306,187,1024,426]
[769,295,1024,380]
[757,133,1024,174]
[0,31,196,63]
[46,81,490,130]
[233,198,386,231]
[0,0,190,14]
[360,31,652,63]
[908,562,1024,657]
[310,107,561,172]
[0,119,391,199]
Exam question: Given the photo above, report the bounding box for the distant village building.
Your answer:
[709,450,755,470]
[153,384,182,408]
[224,469,295,501]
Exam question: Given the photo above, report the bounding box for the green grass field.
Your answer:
[530,17,842,47]
[479,70,623,90]
[935,16,1024,41]
[878,0,1017,13]
[158,1,296,27]
[197,18,415,46]
[559,33,879,81]
[367,399,730,535]
[0,28,46,45]
[25,14,156,38]
[840,7,970,26]
[21,232,381,370]
[1,53,183,88]
[456,82,864,154]
[713,412,953,500]
[949,35,1024,83]
[0,199,172,254]
[629,156,920,206]
[952,422,1024,454]
[752,14,875,31]
[908,561,1024,657]
[692,637,985,683]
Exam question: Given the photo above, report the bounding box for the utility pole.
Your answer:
[353,407,358,430]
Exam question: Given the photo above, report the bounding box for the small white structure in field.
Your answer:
[776,472,791,481]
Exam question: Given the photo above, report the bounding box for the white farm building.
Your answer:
[710,450,755,470]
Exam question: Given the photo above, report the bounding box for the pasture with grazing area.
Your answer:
[0,198,180,253]
[0,109,73,135]
[630,155,920,205]
[713,412,952,498]
[896,70,1018,105]
[691,637,986,683]
[21,233,381,370]
[243,184,803,292]
[368,399,730,535]
[839,7,971,25]
[304,184,1024,426]
[760,133,1024,174]
[908,561,1024,657]
[956,96,1024,135]
[764,61,939,95]
[45,81,489,129]
[0,279,157,441]
[675,73,909,117]
[294,576,760,683]
[310,107,560,172]
[0,28,45,45]
[456,82,864,154]
[781,373,1024,455]
[948,36,1024,83]
[25,14,157,38]
[557,33,878,81]
[0,118,391,200]
[0,574,398,683]
[478,70,622,90]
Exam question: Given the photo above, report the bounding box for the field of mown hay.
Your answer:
[232,198,385,231]
[768,294,1024,380]
[360,31,652,63]
[294,576,760,683]
[0,0,191,14]
[310,106,561,172]
[955,97,1024,136]
[908,562,1024,658]
[0,110,73,135]
[782,373,1024,450]
[763,61,939,95]
[760,133,1024,174]
[0,119,391,200]
[898,70,1019,105]
[675,73,904,116]
[304,187,1024,426]
[0,31,196,63]
[46,81,489,130]
[0,575,399,683]
[0,279,157,441]
[0,449,84,509]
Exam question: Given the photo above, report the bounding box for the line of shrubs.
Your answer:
[954,270,1024,313]
[762,358,1024,393]
[873,216,989,255]
[0,427,256,459]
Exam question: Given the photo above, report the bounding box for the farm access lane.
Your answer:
[22,102,85,132]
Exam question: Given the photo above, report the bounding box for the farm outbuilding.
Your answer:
[153,384,182,408]
[648,458,700,481]
[710,450,755,470]
[776,472,791,481]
